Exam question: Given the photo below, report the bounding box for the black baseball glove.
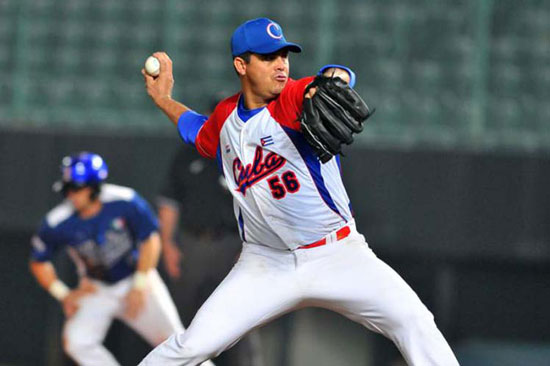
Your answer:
[300,76,374,163]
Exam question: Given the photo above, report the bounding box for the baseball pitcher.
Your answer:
[139,17,459,366]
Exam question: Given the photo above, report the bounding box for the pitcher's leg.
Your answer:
[338,259,458,366]
[139,245,301,366]
[304,236,458,366]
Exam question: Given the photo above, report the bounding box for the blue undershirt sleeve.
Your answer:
[318,64,356,88]
[177,111,208,145]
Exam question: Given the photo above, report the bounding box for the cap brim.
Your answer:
[255,42,302,55]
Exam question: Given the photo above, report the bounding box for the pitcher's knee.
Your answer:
[397,307,447,348]
[408,308,437,334]
[63,334,96,359]
[388,302,435,334]
[174,333,220,362]
[182,345,216,363]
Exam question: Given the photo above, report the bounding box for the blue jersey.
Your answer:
[31,184,158,283]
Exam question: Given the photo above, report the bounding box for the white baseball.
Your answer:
[145,56,160,77]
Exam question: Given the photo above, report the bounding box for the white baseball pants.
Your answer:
[62,269,215,366]
[139,227,459,366]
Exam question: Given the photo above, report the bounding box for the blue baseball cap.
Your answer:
[231,17,302,57]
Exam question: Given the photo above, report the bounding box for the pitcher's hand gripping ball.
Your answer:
[300,76,374,163]
[144,56,160,77]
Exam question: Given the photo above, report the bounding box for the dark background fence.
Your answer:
[1,130,549,365]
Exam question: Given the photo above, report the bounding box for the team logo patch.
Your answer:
[233,146,286,195]
[111,217,125,230]
[260,135,274,147]
[266,23,283,39]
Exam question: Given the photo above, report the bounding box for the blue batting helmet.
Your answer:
[53,152,108,192]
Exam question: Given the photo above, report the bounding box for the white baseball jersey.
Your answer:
[180,77,353,250]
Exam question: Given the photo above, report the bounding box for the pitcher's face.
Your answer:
[245,49,290,100]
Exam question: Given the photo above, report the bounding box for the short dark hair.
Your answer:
[233,52,252,75]
[234,52,251,63]
[61,182,102,200]
[89,183,102,200]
